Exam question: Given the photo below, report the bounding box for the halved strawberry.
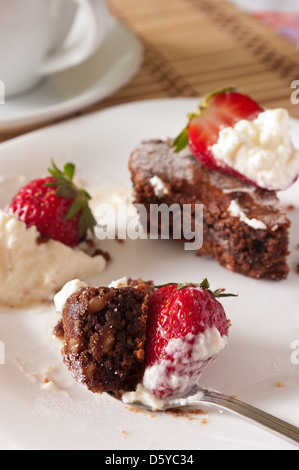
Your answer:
[143,279,236,399]
[173,88,263,179]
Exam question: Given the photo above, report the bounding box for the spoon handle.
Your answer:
[199,389,299,445]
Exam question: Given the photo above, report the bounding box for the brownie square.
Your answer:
[61,282,152,395]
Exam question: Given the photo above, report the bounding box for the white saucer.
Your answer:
[0,17,143,133]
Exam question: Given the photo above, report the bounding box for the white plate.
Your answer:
[0,17,143,133]
[0,98,298,451]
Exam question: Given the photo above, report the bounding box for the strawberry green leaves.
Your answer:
[156,278,237,299]
[46,159,96,238]
[7,160,97,247]
[172,125,189,153]
[172,88,236,153]
[171,88,262,170]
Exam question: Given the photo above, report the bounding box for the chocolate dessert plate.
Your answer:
[0,99,298,450]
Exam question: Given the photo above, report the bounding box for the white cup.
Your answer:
[0,0,110,97]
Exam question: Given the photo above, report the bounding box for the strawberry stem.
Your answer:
[46,159,97,238]
[171,86,236,153]
[155,279,238,299]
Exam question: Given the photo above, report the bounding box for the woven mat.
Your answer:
[2,0,299,142]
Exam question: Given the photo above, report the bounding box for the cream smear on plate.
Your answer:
[0,211,106,309]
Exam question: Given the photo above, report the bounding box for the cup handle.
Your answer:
[39,0,110,75]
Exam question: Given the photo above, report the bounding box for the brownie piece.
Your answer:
[129,139,290,280]
[61,281,153,395]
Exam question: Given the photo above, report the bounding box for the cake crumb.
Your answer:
[121,430,127,439]
[125,405,156,418]
[92,248,111,262]
[165,407,207,420]
[125,405,207,420]
[41,377,58,390]
[275,381,288,388]
[285,204,296,212]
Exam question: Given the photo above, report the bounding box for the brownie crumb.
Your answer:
[53,320,64,339]
[36,234,50,245]
[275,381,288,388]
[285,204,296,212]
[165,407,207,421]
[92,248,111,262]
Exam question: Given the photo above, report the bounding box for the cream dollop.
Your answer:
[228,200,267,230]
[122,326,227,408]
[211,108,299,190]
[0,210,106,308]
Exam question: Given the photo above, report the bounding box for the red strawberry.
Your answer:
[173,88,263,181]
[144,279,235,399]
[6,160,96,247]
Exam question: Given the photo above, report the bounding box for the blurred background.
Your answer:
[1,0,299,141]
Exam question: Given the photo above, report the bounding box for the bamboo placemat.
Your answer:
[2,0,299,142]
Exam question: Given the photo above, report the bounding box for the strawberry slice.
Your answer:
[143,279,236,399]
[173,88,263,180]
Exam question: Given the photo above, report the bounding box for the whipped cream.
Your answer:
[149,176,169,198]
[54,279,88,314]
[228,200,267,230]
[122,383,166,410]
[108,277,129,288]
[121,383,205,411]
[122,326,227,407]
[54,277,130,314]
[211,108,299,190]
[0,210,106,308]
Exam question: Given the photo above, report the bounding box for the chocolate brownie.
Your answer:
[129,139,290,280]
[61,280,153,395]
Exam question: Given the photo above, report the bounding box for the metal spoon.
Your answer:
[121,385,299,446]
